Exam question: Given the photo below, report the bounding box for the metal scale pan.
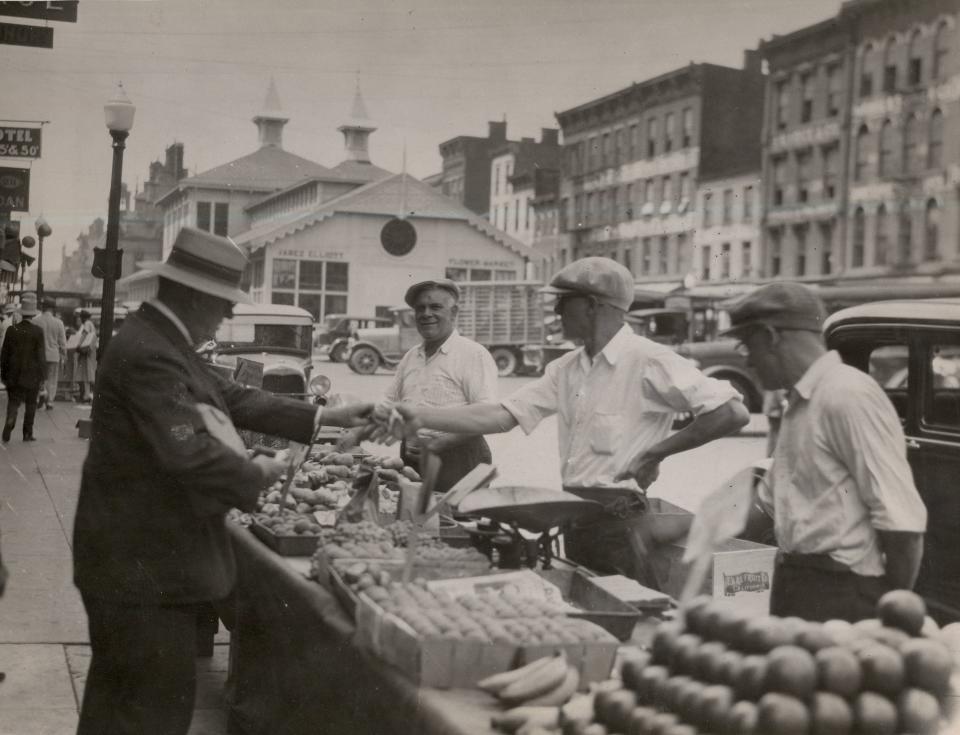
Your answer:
[455,486,606,534]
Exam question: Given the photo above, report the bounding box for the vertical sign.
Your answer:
[0,167,30,211]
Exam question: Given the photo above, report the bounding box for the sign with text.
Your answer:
[0,20,53,48]
[0,166,29,211]
[0,126,41,158]
[0,2,77,22]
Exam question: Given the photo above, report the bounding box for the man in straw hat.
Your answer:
[372,257,749,583]
[72,227,373,735]
[724,281,926,621]
[1,292,45,442]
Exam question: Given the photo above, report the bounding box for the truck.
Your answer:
[346,280,546,376]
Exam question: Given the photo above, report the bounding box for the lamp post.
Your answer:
[35,215,51,304]
[97,82,135,362]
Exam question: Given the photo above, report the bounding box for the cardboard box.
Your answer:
[653,537,777,616]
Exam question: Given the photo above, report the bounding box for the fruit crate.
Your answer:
[249,520,321,557]
[536,566,643,642]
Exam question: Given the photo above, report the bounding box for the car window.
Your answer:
[871,344,909,389]
[924,344,960,430]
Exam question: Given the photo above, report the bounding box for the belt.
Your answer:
[777,551,851,574]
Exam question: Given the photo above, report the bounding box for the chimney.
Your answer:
[743,48,761,73]
[540,128,559,146]
[488,121,507,142]
[165,143,186,179]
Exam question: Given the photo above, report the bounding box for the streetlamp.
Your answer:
[96,82,135,362]
[34,215,51,304]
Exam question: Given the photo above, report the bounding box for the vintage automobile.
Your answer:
[315,313,394,363]
[199,303,330,403]
[823,298,960,624]
[346,307,421,375]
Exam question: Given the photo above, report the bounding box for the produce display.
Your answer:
[311,520,490,566]
[554,590,958,735]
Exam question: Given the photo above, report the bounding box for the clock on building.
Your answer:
[380,218,417,256]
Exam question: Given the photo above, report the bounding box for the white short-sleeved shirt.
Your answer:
[758,350,927,576]
[502,325,740,489]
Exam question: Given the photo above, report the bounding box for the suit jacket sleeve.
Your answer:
[34,328,46,381]
[0,334,8,384]
[212,369,317,442]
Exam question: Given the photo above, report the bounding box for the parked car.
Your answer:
[199,303,329,403]
[347,307,421,375]
[315,313,393,363]
[824,298,960,624]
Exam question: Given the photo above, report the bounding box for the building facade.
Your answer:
[694,171,762,282]
[760,0,959,282]
[550,54,764,285]
[436,121,510,217]
[488,129,560,245]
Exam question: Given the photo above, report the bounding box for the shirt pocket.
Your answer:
[590,411,622,455]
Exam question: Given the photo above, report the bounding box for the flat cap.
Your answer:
[404,278,461,308]
[722,282,826,337]
[541,257,634,311]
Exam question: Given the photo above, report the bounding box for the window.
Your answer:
[631,124,641,159]
[796,149,813,203]
[271,291,295,306]
[720,242,731,279]
[925,199,940,261]
[514,200,520,231]
[855,125,870,181]
[641,238,651,274]
[852,207,865,267]
[795,224,807,276]
[589,137,600,170]
[769,228,782,276]
[860,44,875,98]
[924,343,960,429]
[742,241,752,277]
[801,72,815,123]
[586,193,595,225]
[628,124,638,160]
[866,344,909,422]
[826,63,841,117]
[214,203,228,236]
[933,21,949,80]
[772,156,786,206]
[904,114,922,174]
[614,129,624,165]
[879,119,895,177]
[822,144,839,199]
[898,202,912,263]
[908,29,923,85]
[819,221,833,275]
[299,260,324,289]
[647,117,658,158]
[272,258,296,289]
[250,259,264,289]
[702,192,713,227]
[493,165,499,195]
[676,232,687,273]
[883,37,897,93]
[612,188,620,223]
[602,133,611,167]
[664,113,675,153]
[197,201,211,231]
[625,184,633,219]
[679,172,691,202]
[661,176,673,209]
[659,236,669,274]
[682,107,694,147]
[722,189,733,225]
[876,204,889,266]
[775,79,789,130]
[743,185,754,221]
[701,245,711,281]
[928,109,944,168]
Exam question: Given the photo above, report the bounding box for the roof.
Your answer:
[329,159,392,183]
[234,173,542,261]
[156,147,332,205]
[825,298,960,332]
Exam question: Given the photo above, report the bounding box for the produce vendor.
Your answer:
[72,227,373,735]
[372,257,749,584]
[725,282,927,622]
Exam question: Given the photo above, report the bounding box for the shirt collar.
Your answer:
[149,299,194,346]
[578,324,633,370]
[417,329,459,358]
[791,350,841,402]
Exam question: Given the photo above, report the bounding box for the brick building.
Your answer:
[436,121,511,217]
[488,129,560,245]
[550,53,764,284]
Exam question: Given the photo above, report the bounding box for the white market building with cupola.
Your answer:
[146,81,536,321]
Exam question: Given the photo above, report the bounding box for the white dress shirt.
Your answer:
[758,351,927,576]
[502,325,740,489]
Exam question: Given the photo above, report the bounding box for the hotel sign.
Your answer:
[0,126,41,158]
[0,20,52,47]
[0,2,78,22]
[0,166,29,210]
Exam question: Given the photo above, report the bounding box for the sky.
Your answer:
[2,0,843,271]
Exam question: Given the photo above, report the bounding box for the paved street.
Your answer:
[0,366,765,734]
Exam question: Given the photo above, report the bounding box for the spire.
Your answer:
[338,75,376,163]
[252,76,289,149]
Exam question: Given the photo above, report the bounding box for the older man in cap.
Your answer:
[378,257,748,581]
[73,227,373,735]
[1,293,45,442]
[727,282,926,621]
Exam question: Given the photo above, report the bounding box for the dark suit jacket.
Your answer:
[73,302,317,604]
[0,319,46,390]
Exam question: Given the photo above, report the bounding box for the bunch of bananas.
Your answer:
[482,653,581,733]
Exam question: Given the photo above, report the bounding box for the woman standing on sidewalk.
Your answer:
[75,311,97,403]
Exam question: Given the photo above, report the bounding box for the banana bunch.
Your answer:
[482,653,581,733]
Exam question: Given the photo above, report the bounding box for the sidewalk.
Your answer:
[0,396,228,735]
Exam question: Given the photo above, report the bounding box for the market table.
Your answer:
[225,521,505,735]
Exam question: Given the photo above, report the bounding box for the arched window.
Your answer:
[860,43,875,98]
[898,201,912,263]
[855,124,870,181]
[925,199,940,261]
[928,108,944,168]
[876,204,889,265]
[883,36,898,93]
[879,119,895,177]
[904,114,922,174]
[933,21,950,80]
[908,28,924,85]
[853,207,866,267]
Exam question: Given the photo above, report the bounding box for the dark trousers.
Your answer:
[3,385,39,439]
[401,436,492,494]
[770,558,890,622]
[78,594,208,735]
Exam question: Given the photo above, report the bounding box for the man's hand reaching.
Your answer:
[322,402,375,428]
[614,451,662,490]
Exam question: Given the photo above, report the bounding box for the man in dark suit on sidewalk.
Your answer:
[72,227,373,735]
[1,292,46,442]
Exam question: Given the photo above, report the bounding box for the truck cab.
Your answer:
[346,307,420,375]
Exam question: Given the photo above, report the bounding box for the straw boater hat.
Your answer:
[18,292,38,317]
[141,226,253,304]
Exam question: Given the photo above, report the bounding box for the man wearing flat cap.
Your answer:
[378,257,749,582]
[370,278,499,492]
[72,227,373,735]
[727,281,926,621]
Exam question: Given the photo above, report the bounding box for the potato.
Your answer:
[377,469,400,482]
[381,457,404,471]
[402,466,421,481]
[333,453,355,467]
[326,465,352,479]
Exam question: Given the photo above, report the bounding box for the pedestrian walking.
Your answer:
[726,282,927,622]
[72,227,372,735]
[33,298,67,409]
[75,310,97,403]
[0,302,18,352]
[0,293,46,442]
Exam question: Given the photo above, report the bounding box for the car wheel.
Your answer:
[348,346,380,375]
[490,347,518,377]
[330,342,349,363]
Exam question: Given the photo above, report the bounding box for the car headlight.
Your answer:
[309,374,331,396]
